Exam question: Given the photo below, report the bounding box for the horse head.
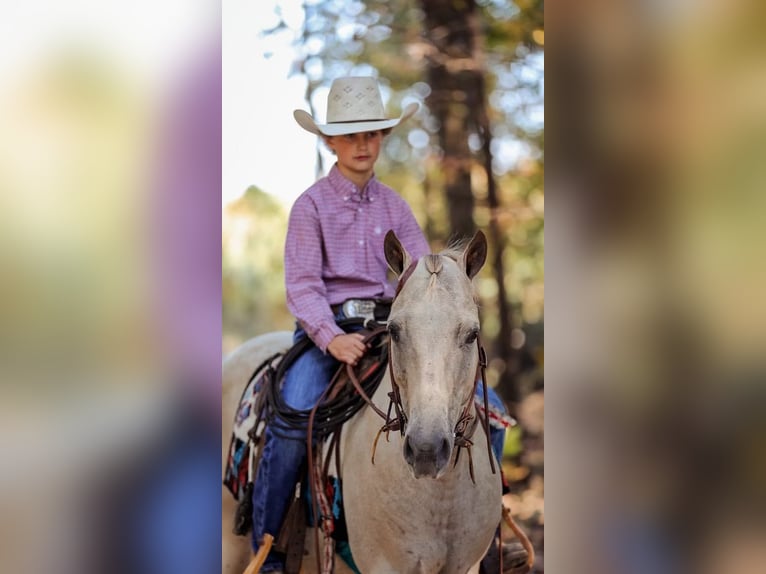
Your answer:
[384,230,488,479]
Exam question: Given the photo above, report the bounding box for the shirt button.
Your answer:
[358,240,364,246]
[344,196,349,201]
[358,207,362,212]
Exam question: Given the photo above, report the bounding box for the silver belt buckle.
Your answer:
[342,299,376,321]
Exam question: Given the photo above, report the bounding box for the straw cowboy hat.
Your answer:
[293,76,419,136]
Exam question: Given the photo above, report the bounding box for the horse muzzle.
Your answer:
[403,428,453,478]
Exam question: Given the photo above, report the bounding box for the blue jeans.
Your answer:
[251,320,508,570]
[251,321,342,570]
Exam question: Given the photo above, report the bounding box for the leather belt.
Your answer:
[331,298,391,321]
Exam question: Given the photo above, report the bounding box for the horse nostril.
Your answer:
[403,436,415,462]
[404,434,449,462]
[439,437,450,459]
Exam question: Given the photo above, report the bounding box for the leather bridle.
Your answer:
[350,258,497,481]
[303,259,502,573]
[377,333,497,481]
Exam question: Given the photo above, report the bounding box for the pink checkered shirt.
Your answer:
[285,164,429,352]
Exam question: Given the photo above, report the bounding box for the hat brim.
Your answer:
[293,102,419,136]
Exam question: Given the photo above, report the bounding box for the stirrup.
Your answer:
[243,533,274,574]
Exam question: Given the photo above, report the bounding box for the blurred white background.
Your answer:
[0,2,222,572]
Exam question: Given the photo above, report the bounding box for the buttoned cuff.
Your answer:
[312,321,345,354]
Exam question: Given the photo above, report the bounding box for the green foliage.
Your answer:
[222,186,294,352]
[503,424,524,458]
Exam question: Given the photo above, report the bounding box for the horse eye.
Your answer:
[388,324,401,342]
[464,330,478,346]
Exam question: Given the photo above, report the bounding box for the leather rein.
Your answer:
[303,259,501,573]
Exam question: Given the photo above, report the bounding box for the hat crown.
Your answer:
[326,77,387,124]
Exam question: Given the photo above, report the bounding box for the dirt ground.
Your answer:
[502,390,544,573]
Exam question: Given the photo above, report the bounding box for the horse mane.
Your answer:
[440,237,473,263]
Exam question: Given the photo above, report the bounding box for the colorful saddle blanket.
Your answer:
[223,356,272,502]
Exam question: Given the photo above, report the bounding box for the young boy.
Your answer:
[250,76,509,572]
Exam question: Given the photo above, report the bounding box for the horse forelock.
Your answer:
[397,250,478,305]
[420,251,479,304]
[423,254,443,291]
[424,254,443,274]
[439,244,464,262]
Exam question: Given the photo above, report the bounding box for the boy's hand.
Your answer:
[327,333,367,366]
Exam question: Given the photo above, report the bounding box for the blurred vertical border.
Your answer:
[547,0,766,573]
[0,2,223,572]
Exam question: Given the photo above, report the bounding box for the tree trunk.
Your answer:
[476,73,519,403]
[420,0,478,241]
[420,0,519,402]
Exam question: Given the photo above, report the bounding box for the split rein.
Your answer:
[264,261,500,573]
[261,319,388,442]
[305,320,499,573]
[264,284,497,483]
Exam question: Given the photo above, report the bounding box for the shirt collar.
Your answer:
[328,164,379,203]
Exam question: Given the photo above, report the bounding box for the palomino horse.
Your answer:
[339,230,501,573]
[223,230,506,573]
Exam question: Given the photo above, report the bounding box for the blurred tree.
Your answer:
[417,0,543,400]
[420,0,480,240]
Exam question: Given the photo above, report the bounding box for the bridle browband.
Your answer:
[357,257,497,481]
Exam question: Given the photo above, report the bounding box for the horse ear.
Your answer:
[384,230,411,276]
[463,230,487,279]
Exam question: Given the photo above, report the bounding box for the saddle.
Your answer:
[223,320,389,573]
